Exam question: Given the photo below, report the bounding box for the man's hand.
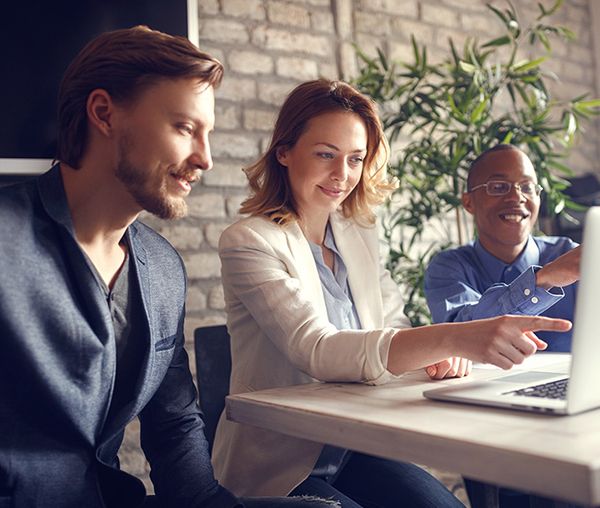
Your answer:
[425,357,473,380]
[536,246,581,289]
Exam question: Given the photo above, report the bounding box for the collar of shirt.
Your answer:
[474,236,540,284]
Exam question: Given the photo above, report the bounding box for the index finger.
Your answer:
[514,315,572,332]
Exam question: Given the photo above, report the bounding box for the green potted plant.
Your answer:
[354,0,600,326]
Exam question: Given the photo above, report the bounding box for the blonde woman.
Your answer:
[212,79,570,508]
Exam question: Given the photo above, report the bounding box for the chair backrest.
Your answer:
[194,324,231,453]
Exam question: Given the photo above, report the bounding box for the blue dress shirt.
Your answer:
[308,223,362,331]
[424,236,578,352]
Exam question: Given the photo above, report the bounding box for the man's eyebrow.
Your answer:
[487,173,534,180]
[314,142,367,153]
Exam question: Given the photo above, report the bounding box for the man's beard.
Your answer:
[115,136,188,220]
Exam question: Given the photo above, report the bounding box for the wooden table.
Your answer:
[226,354,600,506]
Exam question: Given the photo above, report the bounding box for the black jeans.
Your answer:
[464,478,585,508]
[290,452,464,508]
[144,495,339,508]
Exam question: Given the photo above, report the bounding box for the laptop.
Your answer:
[423,206,600,416]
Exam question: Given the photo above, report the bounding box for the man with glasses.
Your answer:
[425,144,580,363]
[424,145,581,508]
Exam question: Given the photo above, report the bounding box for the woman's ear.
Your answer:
[275,146,289,167]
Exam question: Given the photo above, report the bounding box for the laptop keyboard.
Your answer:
[505,378,569,400]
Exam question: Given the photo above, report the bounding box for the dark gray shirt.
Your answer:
[84,244,146,418]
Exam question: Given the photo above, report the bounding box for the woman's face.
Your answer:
[276,111,368,225]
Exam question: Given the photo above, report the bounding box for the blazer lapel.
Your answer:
[124,225,155,412]
[100,226,154,441]
[330,215,381,329]
[283,221,328,317]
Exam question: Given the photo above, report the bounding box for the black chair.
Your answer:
[194,324,231,453]
[549,172,600,243]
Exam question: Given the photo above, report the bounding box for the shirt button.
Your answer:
[524,288,531,296]
[531,296,539,304]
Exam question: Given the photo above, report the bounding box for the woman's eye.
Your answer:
[317,152,334,159]
[350,156,364,165]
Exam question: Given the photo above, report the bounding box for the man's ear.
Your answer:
[462,192,475,215]
[275,146,289,167]
[86,89,115,137]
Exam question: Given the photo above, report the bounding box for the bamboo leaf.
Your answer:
[470,97,489,123]
[513,56,547,72]
[482,35,512,48]
[459,61,477,74]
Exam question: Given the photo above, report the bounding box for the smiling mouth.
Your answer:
[171,171,199,185]
[499,212,529,223]
[318,185,345,196]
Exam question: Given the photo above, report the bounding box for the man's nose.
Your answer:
[189,137,213,171]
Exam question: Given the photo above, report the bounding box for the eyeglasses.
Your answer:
[468,180,543,197]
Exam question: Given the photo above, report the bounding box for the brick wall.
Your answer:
[124,0,599,494]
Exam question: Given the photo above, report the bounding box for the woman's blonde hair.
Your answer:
[240,79,397,225]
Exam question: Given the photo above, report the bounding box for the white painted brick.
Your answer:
[334,0,353,38]
[221,0,266,20]
[205,222,231,249]
[186,285,208,312]
[276,56,319,79]
[441,0,486,10]
[253,26,332,57]
[550,39,569,58]
[199,19,249,44]
[203,161,249,188]
[160,224,203,251]
[216,77,257,101]
[566,4,588,24]
[355,11,390,36]
[260,135,271,153]
[562,61,587,82]
[229,50,274,75]
[422,3,460,29]
[215,104,240,130]
[340,42,358,80]
[311,11,335,33]
[356,0,417,17]
[187,193,226,219]
[268,1,311,28]
[198,0,219,15]
[208,284,226,310]
[196,45,226,64]
[227,194,247,217]
[258,81,294,105]
[184,251,222,279]
[382,0,418,17]
[569,44,593,64]
[244,108,277,131]
[388,41,414,64]
[356,0,385,10]
[354,33,384,59]
[391,18,434,43]
[319,62,339,79]
[435,27,468,50]
[211,132,260,159]
[460,12,501,34]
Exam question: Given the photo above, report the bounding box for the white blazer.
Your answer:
[212,213,411,496]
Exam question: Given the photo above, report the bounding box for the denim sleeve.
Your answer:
[425,257,564,324]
